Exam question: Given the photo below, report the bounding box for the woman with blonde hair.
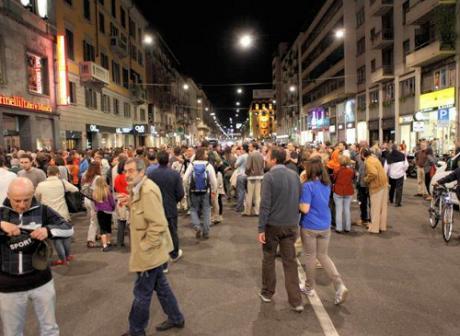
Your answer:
[299,158,348,304]
[92,177,115,252]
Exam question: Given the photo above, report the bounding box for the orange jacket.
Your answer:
[327,149,341,173]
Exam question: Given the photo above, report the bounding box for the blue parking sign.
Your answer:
[438,108,449,121]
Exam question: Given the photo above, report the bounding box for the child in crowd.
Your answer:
[92,177,115,252]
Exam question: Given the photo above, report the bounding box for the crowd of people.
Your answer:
[0,137,456,335]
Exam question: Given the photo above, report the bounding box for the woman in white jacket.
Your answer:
[386,145,409,207]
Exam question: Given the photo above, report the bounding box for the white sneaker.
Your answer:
[258,293,272,303]
[171,249,183,263]
[292,305,304,313]
[163,268,169,274]
[300,287,315,297]
[334,285,349,305]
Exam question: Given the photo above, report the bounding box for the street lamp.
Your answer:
[205,107,209,111]
[335,28,345,39]
[143,34,154,45]
[236,102,240,106]
[272,100,276,104]
[238,34,254,49]
[197,98,202,104]
[183,83,189,91]
[289,85,296,93]
[237,88,243,94]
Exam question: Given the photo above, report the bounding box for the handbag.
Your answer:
[62,180,81,213]
[429,164,436,178]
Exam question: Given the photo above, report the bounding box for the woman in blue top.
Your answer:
[299,158,348,305]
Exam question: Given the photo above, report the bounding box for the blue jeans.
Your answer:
[0,280,59,336]
[190,193,211,234]
[53,238,71,261]
[236,175,247,212]
[333,194,352,232]
[128,267,184,336]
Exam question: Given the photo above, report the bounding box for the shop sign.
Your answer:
[413,121,425,132]
[0,95,52,113]
[399,115,413,124]
[150,126,157,134]
[133,124,146,134]
[346,122,355,129]
[329,125,336,133]
[419,87,455,111]
[116,127,132,134]
[438,108,450,122]
[338,124,344,130]
[308,107,330,130]
[88,124,100,133]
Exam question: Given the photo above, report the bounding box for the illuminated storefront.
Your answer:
[306,107,331,144]
[336,100,356,144]
[415,87,457,154]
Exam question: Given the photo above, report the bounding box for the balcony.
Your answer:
[369,0,394,16]
[130,85,147,105]
[406,39,455,67]
[370,65,394,83]
[406,0,456,25]
[79,62,110,88]
[371,29,394,49]
[110,35,128,58]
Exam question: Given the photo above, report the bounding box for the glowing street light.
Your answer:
[237,88,243,94]
[183,83,189,91]
[197,98,202,104]
[289,85,296,93]
[205,107,209,111]
[143,34,154,45]
[272,100,276,104]
[236,102,240,106]
[239,34,254,49]
[335,29,345,39]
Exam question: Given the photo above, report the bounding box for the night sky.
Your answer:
[135,1,325,129]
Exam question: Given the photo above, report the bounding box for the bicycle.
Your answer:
[430,184,455,242]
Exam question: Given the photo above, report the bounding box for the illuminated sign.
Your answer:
[0,95,52,112]
[57,35,68,105]
[26,53,44,94]
[133,124,146,134]
[116,127,132,134]
[419,87,455,111]
[413,121,425,132]
[88,124,100,133]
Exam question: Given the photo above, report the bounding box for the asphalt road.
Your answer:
[18,178,460,336]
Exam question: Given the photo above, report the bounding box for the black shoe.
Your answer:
[156,320,185,332]
[102,246,112,252]
[195,230,202,239]
[202,232,209,240]
[395,204,402,207]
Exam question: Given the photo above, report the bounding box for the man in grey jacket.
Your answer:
[257,147,303,312]
[243,142,264,216]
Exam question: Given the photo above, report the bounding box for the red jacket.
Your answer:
[114,173,128,195]
[333,167,355,196]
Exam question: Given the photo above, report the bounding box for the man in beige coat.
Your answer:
[121,158,184,336]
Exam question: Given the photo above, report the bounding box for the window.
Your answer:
[122,68,129,88]
[113,97,120,115]
[100,53,109,70]
[101,94,111,113]
[130,45,137,61]
[371,59,376,72]
[83,41,95,62]
[99,13,105,33]
[370,90,379,104]
[85,87,97,109]
[384,83,394,101]
[65,29,74,60]
[403,1,410,25]
[357,94,366,111]
[357,37,365,56]
[110,22,119,37]
[356,7,365,28]
[140,108,146,121]
[68,81,76,103]
[111,61,120,84]
[0,36,6,85]
[137,50,143,66]
[120,7,126,28]
[83,0,91,21]
[129,17,136,39]
[124,102,131,118]
[400,77,415,97]
[357,65,366,84]
[138,28,142,44]
[111,0,116,18]
[26,52,49,95]
[64,0,73,6]
[403,39,410,56]
[130,69,140,83]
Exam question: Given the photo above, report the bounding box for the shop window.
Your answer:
[83,0,91,21]
[83,41,95,62]
[113,97,120,115]
[65,29,74,60]
[26,52,49,95]
[100,53,109,70]
[85,87,97,109]
[68,81,76,103]
[124,102,131,118]
[99,13,105,34]
[140,108,146,121]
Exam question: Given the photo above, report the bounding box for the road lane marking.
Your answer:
[297,258,340,336]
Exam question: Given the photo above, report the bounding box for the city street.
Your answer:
[21,179,460,336]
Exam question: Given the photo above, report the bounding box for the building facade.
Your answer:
[0,0,59,151]
[53,0,149,150]
[283,0,458,154]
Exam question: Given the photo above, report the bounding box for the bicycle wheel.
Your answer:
[429,197,440,228]
[442,204,454,243]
